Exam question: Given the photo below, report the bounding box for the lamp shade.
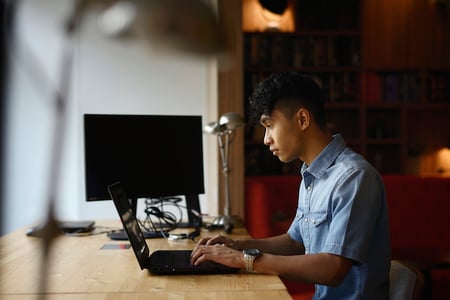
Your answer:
[218,112,245,130]
[138,0,224,55]
[98,0,224,56]
[258,0,288,15]
[203,121,220,134]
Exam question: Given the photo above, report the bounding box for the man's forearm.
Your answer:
[254,252,353,286]
[233,233,305,255]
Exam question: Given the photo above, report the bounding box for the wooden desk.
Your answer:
[0,221,291,299]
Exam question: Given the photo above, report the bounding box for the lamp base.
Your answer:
[211,215,243,228]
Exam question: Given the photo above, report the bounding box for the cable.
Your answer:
[140,196,185,236]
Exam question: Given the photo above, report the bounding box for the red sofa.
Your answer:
[245,175,450,299]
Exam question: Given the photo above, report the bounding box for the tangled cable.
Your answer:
[140,196,184,237]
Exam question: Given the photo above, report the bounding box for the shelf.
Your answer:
[366,139,403,145]
[366,144,403,174]
[327,107,361,140]
[244,32,361,69]
[364,103,402,109]
[345,138,362,144]
[245,66,361,72]
[405,103,450,110]
[325,102,360,109]
[361,71,450,105]
[243,30,361,36]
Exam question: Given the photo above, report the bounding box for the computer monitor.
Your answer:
[83,114,205,226]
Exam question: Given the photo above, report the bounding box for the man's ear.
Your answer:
[296,108,310,130]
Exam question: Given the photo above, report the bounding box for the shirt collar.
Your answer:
[301,134,346,178]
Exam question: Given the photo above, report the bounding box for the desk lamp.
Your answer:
[204,112,245,228]
[258,0,288,31]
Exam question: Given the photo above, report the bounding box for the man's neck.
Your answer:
[302,129,333,166]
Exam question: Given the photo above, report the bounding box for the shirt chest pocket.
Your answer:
[302,211,329,239]
[296,210,329,251]
[305,211,328,227]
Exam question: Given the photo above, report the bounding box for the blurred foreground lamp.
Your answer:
[204,112,245,227]
[258,0,288,31]
[98,0,224,55]
[28,0,225,297]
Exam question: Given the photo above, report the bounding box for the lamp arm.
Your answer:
[226,130,236,145]
[223,132,231,217]
[209,116,244,226]
[217,131,232,217]
[217,134,226,170]
[223,132,230,170]
[38,0,86,297]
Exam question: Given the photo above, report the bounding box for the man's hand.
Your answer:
[190,234,244,268]
[194,234,238,248]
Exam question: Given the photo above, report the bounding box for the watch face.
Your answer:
[245,248,261,256]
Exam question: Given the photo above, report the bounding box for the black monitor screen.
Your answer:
[84,114,205,201]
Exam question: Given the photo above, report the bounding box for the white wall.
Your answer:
[2,0,219,234]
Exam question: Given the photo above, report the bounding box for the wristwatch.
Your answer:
[242,248,261,272]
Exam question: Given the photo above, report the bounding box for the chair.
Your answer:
[288,259,425,300]
[390,260,424,300]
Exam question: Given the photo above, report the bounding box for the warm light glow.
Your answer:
[418,147,450,175]
[260,8,283,30]
[243,0,295,32]
[436,147,450,173]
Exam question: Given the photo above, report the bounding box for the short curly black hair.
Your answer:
[248,72,327,128]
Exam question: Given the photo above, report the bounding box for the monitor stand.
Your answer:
[185,194,203,228]
[108,197,168,240]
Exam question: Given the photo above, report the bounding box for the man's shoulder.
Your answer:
[333,147,370,169]
[329,148,381,183]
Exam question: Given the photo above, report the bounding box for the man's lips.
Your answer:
[270,149,279,156]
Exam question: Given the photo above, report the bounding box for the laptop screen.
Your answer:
[108,182,150,270]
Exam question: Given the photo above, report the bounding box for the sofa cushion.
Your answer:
[245,176,300,238]
[383,175,450,248]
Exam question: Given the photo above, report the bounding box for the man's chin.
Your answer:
[278,156,296,164]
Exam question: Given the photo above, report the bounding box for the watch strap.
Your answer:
[243,251,257,272]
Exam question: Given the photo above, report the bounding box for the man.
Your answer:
[191,72,390,299]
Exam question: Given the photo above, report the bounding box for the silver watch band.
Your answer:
[243,252,256,272]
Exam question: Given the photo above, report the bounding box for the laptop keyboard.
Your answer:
[149,250,239,274]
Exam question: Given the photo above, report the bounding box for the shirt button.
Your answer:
[307,186,311,190]
[304,218,308,223]
[312,219,316,224]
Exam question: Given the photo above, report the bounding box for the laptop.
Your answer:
[107,181,239,275]
[27,220,95,237]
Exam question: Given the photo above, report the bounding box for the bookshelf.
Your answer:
[242,0,450,176]
[243,0,363,176]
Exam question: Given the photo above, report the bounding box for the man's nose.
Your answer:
[263,130,272,145]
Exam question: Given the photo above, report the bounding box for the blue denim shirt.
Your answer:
[287,134,390,299]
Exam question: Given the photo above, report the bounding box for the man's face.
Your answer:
[259,108,303,163]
